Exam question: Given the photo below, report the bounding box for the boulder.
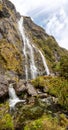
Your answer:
[0,74,8,101]
[27,83,37,96]
[15,80,27,95]
[15,80,37,97]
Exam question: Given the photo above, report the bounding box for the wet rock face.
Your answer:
[0,7,10,18]
[0,74,8,101]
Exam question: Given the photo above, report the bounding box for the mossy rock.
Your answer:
[0,39,23,75]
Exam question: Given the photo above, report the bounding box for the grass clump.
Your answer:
[0,102,14,130]
[24,113,68,130]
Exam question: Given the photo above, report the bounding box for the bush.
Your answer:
[0,102,14,130]
[32,76,68,110]
[24,113,68,130]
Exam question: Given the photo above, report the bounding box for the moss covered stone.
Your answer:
[0,39,23,75]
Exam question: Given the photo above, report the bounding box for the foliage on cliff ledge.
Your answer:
[0,39,23,74]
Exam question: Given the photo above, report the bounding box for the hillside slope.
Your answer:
[23,16,68,76]
[0,0,68,130]
[0,0,68,80]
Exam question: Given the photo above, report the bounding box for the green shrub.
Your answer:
[24,113,68,130]
[32,76,68,110]
[0,102,14,130]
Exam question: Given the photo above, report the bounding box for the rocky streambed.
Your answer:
[0,74,68,130]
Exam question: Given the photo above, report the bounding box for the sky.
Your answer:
[10,0,68,50]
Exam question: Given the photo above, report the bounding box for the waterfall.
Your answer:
[18,16,50,79]
[18,17,37,79]
[18,17,28,80]
[39,50,50,75]
[9,84,25,109]
[32,45,50,75]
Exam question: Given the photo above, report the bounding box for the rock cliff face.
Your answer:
[0,0,24,78]
[0,0,68,80]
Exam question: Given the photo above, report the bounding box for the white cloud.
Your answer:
[11,0,64,15]
[44,8,68,49]
[10,0,68,50]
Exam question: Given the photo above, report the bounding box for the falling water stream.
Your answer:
[32,45,50,75]
[18,17,37,79]
[18,16,50,79]
[39,50,50,75]
[9,84,25,109]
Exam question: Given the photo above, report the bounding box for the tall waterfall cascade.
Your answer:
[18,17,50,79]
[39,50,50,75]
[9,84,25,109]
[18,17,37,80]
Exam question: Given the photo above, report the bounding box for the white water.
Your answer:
[18,17,28,80]
[18,17,37,79]
[39,50,50,75]
[9,84,25,109]
[32,45,50,75]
